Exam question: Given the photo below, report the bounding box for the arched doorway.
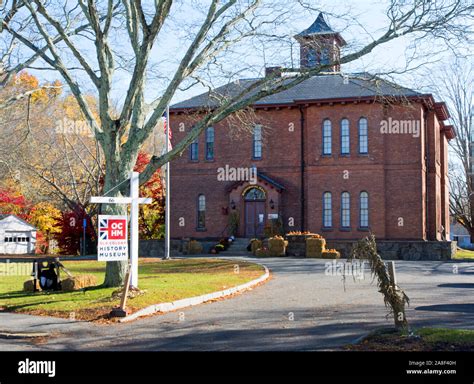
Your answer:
[243,186,266,238]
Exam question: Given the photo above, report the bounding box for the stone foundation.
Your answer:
[138,239,218,257]
[139,238,456,261]
[285,235,455,260]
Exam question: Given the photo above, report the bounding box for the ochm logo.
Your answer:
[99,218,127,240]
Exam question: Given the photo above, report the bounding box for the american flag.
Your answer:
[162,110,172,153]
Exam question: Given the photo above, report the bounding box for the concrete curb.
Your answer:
[0,331,49,339]
[119,263,270,323]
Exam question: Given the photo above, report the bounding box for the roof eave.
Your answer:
[171,94,427,113]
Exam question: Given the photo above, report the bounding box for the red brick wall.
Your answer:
[169,100,449,241]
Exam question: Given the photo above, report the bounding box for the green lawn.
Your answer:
[453,248,474,260]
[417,328,474,344]
[0,258,265,321]
[347,327,474,351]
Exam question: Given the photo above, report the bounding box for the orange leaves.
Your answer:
[29,202,62,236]
[5,72,62,104]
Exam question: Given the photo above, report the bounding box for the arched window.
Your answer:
[244,187,266,201]
[341,192,350,228]
[206,127,214,160]
[253,125,262,159]
[323,192,332,228]
[340,118,350,155]
[358,118,368,154]
[359,191,369,228]
[322,119,332,155]
[190,138,198,161]
[197,194,206,229]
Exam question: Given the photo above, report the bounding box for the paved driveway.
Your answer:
[0,257,473,351]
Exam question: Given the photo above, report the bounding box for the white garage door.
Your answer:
[4,232,31,254]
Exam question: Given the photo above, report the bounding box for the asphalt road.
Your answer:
[0,257,473,351]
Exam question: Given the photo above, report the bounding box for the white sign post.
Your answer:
[91,172,152,288]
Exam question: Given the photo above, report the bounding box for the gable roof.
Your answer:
[171,73,421,111]
[0,214,37,230]
[226,171,286,193]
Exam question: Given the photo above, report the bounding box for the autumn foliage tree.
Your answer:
[0,186,64,254]
[56,207,96,256]
[0,186,30,219]
[134,152,165,240]
[29,202,62,254]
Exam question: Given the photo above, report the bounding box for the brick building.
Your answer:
[169,13,455,242]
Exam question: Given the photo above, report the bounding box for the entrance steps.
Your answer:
[218,238,252,256]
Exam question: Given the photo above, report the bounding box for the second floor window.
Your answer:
[341,119,350,155]
[190,138,198,161]
[206,127,214,160]
[253,125,262,159]
[359,117,368,154]
[323,119,332,155]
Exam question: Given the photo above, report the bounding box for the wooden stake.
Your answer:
[110,263,132,318]
[120,264,132,310]
[387,261,398,290]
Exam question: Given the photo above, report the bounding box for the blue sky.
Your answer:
[24,0,471,106]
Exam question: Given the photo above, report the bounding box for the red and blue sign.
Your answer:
[98,215,128,261]
[99,217,127,240]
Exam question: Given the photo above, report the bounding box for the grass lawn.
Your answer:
[0,258,265,321]
[347,327,474,351]
[453,248,474,260]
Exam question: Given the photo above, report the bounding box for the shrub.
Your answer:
[228,211,240,236]
[264,218,284,238]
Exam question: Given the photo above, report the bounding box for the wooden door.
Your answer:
[245,201,266,238]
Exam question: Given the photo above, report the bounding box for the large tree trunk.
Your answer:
[104,258,128,287]
[102,157,132,287]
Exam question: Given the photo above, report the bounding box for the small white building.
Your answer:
[450,220,472,249]
[0,214,37,254]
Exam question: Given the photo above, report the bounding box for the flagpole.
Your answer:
[164,105,171,260]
